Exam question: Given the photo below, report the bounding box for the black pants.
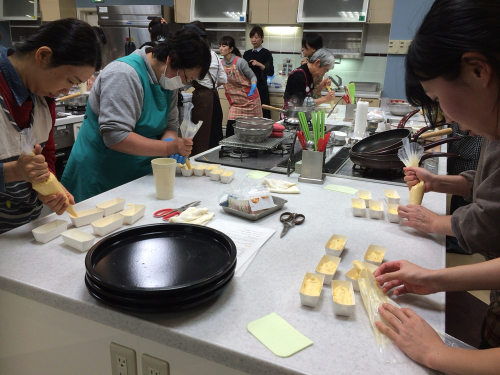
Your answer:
[225,120,236,138]
[258,82,271,119]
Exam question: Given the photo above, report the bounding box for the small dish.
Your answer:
[220,169,235,184]
[358,190,371,206]
[181,168,194,177]
[96,198,126,216]
[364,244,386,266]
[210,168,225,181]
[91,213,124,236]
[345,261,379,292]
[61,228,95,252]
[193,164,207,176]
[176,163,183,175]
[69,208,104,228]
[204,164,220,176]
[383,189,401,204]
[299,272,325,307]
[32,219,68,243]
[331,280,355,316]
[369,200,384,220]
[351,198,366,217]
[325,234,348,257]
[315,255,341,285]
[387,204,401,224]
[120,204,146,224]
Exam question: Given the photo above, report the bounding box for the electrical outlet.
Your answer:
[388,39,412,55]
[110,342,137,375]
[141,354,169,375]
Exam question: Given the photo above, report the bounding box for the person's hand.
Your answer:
[318,77,332,91]
[168,154,186,164]
[397,204,439,233]
[300,58,308,65]
[375,303,445,368]
[248,83,257,97]
[320,91,335,104]
[404,167,435,192]
[163,137,193,157]
[17,144,49,184]
[38,185,75,216]
[374,260,439,296]
[249,60,264,70]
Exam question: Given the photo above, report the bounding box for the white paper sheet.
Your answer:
[208,219,276,277]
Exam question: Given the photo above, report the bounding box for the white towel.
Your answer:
[262,179,300,194]
[168,207,215,225]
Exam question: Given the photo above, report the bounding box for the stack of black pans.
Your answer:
[85,223,237,313]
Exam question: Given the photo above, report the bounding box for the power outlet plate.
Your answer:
[110,342,137,375]
[141,354,169,375]
[388,40,412,55]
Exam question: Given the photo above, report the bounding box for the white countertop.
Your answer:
[0,153,446,373]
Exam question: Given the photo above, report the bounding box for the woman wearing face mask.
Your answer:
[0,18,99,234]
[62,29,210,203]
[219,36,262,138]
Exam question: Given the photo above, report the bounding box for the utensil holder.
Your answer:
[298,150,325,185]
[343,104,356,121]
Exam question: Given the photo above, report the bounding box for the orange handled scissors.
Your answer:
[153,201,200,221]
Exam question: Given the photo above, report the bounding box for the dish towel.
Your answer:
[262,179,300,194]
[168,207,215,225]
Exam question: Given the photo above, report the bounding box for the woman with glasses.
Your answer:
[62,29,210,202]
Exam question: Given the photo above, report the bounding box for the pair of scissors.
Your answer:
[153,201,200,221]
[280,212,305,238]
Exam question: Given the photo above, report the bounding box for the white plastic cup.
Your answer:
[151,158,176,200]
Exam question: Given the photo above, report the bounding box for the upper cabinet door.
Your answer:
[297,0,369,23]
[0,0,38,21]
[191,0,248,22]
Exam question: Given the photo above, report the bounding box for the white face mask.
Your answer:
[159,65,184,90]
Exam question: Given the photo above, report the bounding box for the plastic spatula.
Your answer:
[348,82,356,104]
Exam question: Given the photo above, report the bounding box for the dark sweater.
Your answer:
[243,48,274,87]
[283,63,314,106]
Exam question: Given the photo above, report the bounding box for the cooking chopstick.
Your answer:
[185,158,192,169]
[203,156,209,162]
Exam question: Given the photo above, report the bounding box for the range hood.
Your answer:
[303,23,367,59]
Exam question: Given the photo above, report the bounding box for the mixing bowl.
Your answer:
[233,117,274,143]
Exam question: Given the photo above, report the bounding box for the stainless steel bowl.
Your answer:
[233,117,274,143]
[388,102,415,116]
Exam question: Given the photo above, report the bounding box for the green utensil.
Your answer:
[298,112,311,142]
[348,82,356,104]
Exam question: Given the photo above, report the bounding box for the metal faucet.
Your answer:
[328,75,343,91]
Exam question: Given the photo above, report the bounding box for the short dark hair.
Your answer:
[151,23,171,42]
[188,20,209,48]
[249,26,264,39]
[219,36,241,57]
[14,18,99,70]
[405,0,500,125]
[302,33,323,50]
[148,17,162,33]
[92,26,107,46]
[152,29,211,80]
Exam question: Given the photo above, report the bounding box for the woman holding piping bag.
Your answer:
[219,36,262,138]
[371,0,500,371]
[0,19,99,234]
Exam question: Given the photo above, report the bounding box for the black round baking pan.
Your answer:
[85,271,235,313]
[85,224,237,295]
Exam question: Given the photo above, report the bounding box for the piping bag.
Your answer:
[179,102,203,169]
[20,128,78,217]
[397,138,425,205]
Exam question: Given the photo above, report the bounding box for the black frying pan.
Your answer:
[349,150,458,170]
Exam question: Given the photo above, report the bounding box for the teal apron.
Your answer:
[62,54,172,203]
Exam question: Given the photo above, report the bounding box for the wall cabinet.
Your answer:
[39,0,76,22]
[367,0,394,24]
[249,0,299,25]
[0,0,37,21]
[175,0,191,23]
[298,0,369,23]
[191,0,248,23]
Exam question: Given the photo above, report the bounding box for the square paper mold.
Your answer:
[315,255,341,285]
[384,189,401,204]
[96,198,125,216]
[181,168,194,177]
[61,228,95,252]
[204,164,220,176]
[387,204,401,224]
[220,170,235,184]
[358,190,372,206]
[345,261,379,292]
[325,234,348,257]
[120,204,146,224]
[32,219,68,243]
[331,280,355,316]
[91,213,124,236]
[364,244,386,266]
[369,200,384,219]
[299,272,325,307]
[351,198,366,217]
[193,164,207,176]
[70,208,104,228]
[176,163,183,175]
[210,168,225,181]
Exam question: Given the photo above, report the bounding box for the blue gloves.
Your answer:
[248,83,257,97]
[163,138,186,164]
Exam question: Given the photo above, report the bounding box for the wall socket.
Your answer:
[141,354,169,375]
[388,40,412,55]
[110,342,137,375]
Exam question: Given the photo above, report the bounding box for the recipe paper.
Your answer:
[208,219,275,277]
[247,312,313,357]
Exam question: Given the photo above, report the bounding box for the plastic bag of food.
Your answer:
[179,102,203,140]
[218,177,273,214]
[397,138,425,205]
[20,128,78,217]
